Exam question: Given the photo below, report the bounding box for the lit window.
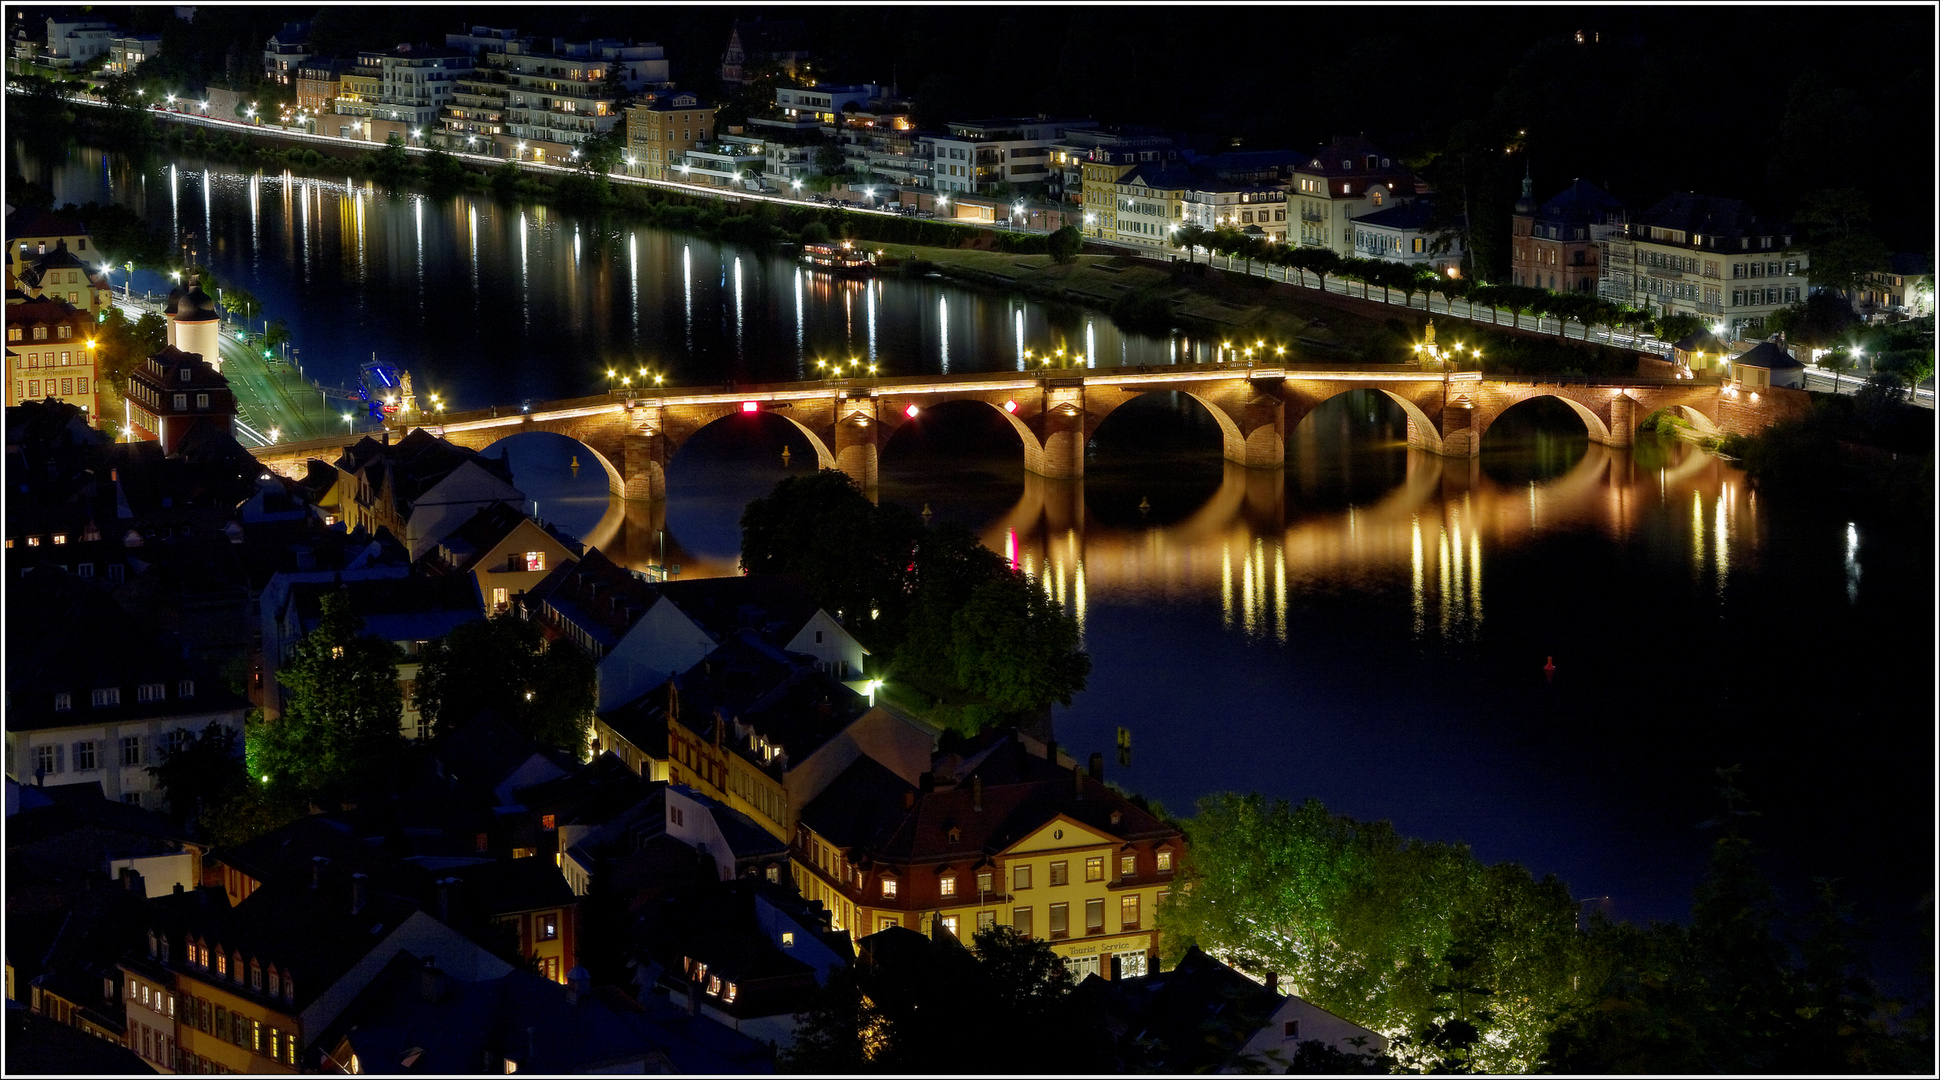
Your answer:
[524,551,545,571]
[1121,855,1136,879]
[723,981,738,1003]
[939,874,956,898]
[976,870,992,893]
[51,533,66,545]
[541,814,556,831]
[1085,857,1104,883]
[880,877,898,898]
[1121,894,1141,930]
[780,931,795,948]
[1157,850,1173,872]
[940,914,960,939]
[706,974,721,996]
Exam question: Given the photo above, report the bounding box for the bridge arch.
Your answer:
[1640,403,1720,437]
[876,397,1048,476]
[1288,384,1448,455]
[1472,391,1614,449]
[667,405,839,472]
[1079,387,1272,468]
[472,429,626,496]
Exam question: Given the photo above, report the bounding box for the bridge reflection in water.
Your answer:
[970,441,1745,646]
[572,439,1750,648]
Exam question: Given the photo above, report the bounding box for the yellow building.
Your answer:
[7,297,100,418]
[1080,160,1139,239]
[794,734,1181,979]
[625,91,716,181]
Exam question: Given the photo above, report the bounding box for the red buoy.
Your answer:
[1543,656,1556,673]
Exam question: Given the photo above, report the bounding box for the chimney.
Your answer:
[311,855,327,890]
[972,775,982,813]
[350,872,368,914]
[902,790,915,811]
[120,867,144,894]
[1044,739,1058,763]
[436,877,454,922]
[1089,752,1103,782]
[918,771,934,793]
[1266,971,1280,995]
[420,957,447,1003]
[1074,765,1084,798]
[685,980,699,1016]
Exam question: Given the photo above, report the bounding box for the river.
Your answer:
[16,140,1933,987]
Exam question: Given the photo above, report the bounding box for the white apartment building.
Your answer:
[442,28,670,160]
[1595,192,1809,337]
[928,118,1096,195]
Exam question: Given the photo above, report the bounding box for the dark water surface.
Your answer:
[18,141,1933,988]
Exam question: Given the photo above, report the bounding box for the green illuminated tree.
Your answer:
[1157,793,1590,1073]
[255,590,404,802]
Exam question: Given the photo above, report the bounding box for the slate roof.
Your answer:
[1672,331,1729,354]
[802,732,1176,865]
[1076,945,1283,1072]
[1731,340,1804,370]
[524,546,659,651]
[285,572,482,643]
[5,1009,157,1074]
[325,948,773,1074]
[1635,191,1786,239]
[4,570,246,733]
[337,427,516,515]
[653,573,820,645]
[1535,178,1623,225]
[5,209,88,244]
[1350,198,1444,231]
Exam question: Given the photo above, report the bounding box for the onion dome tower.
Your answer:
[172,275,222,373]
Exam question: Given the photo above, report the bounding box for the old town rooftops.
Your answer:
[801,731,1176,865]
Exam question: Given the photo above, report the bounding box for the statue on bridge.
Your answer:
[399,371,418,417]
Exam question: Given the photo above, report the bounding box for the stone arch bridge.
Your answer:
[254,364,1805,500]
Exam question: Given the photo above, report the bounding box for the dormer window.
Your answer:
[55,692,72,712]
[179,368,191,382]
[251,960,262,991]
[268,968,280,997]
[179,680,194,699]
[940,873,957,897]
[881,876,898,899]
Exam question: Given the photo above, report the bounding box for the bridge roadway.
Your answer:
[251,361,1807,500]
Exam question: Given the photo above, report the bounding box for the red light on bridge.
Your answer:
[904,404,920,419]
[741,401,759,413]
[1003,400,1018,413]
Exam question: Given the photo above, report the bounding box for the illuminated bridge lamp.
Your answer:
[1003,400,1018,413]
[741,401,760,413]
[904,404,920,418]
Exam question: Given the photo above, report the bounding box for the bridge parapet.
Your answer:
[244,366,1801,497]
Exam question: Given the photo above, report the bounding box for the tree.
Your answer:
[1649,311,1706,345]
[741,471,1089,734]
[1543,767,1931,1073]
[1289,246,1342,292]
[1158,793,1589,1073]
[578,129,625,176]
[147,720,247,828]
[945,571,1092,724]
[1795,190,1891,307]
[784,925,1107,1073]
[1046,223,1082,264]
[414,614,596,749]
[253,590,405,802]
[1176,224,1210,264]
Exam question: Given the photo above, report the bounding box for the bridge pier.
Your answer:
[620,406,668,501]
[833,397,880,490]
